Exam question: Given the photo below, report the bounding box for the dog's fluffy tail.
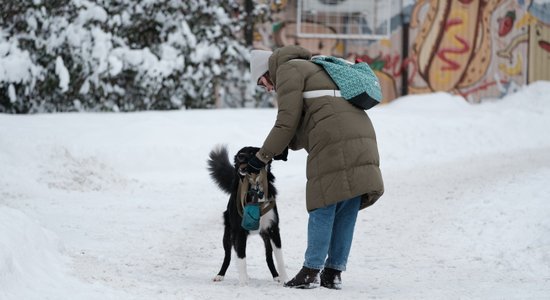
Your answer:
[207,145,234,195]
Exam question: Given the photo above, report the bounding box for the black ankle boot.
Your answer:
[283,266,320,289]
[320,267,342,290]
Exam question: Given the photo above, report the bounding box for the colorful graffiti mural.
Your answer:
[252,0,550,103]
[527,17,550,83]
[411,0,503,93]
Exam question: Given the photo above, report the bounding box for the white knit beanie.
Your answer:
[250,49,273,84]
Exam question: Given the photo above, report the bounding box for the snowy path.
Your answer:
[1,83,549,299]
[365,147,550,298]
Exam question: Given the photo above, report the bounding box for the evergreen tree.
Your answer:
[0,0,261,113]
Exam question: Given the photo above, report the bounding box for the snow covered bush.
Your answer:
[0,0,263,113]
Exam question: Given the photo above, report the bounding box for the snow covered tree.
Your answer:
[0,0,262,113]
[0,0,77,112]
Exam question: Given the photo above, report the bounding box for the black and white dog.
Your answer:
[207,145,287,285]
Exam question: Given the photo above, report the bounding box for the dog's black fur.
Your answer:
[208,145,285,284]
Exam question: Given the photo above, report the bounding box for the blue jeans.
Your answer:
[304,196,361,271]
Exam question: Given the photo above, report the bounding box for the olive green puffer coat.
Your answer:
[256,45,384,211]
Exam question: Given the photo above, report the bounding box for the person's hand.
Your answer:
[273,147,288,161]
[246,155,266,174]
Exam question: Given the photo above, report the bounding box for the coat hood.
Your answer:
[268,45,312,86]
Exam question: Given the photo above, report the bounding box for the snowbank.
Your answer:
[0,207,123,299]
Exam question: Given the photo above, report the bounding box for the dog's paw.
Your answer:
[273,276,287,284]
[239,282,248,287]
[238,275,250,286]
[212,275,224,282]
[238,280,249,287]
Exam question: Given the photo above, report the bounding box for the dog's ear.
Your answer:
[234,146,269,171]
[234,147,246,166]
[233,152,242,168]
[235,147,259,160]
[234,147,249,168]
[240,146,260,155]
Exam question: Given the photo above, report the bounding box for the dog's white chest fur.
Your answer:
[249,208,276,234]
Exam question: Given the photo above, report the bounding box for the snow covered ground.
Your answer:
[1,82,549,300]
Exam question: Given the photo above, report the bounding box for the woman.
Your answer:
[247,45,384,289]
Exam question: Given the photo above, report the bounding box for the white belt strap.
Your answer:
[303,89,341,98]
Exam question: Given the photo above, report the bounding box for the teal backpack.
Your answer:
[311,56,382,110]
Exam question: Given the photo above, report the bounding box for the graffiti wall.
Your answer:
[252,0,550,103]
[253,0,345,56]
[409,0,550,102]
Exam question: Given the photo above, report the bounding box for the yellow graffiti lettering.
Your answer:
[515,12,536,29]
[498,54,523,76]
